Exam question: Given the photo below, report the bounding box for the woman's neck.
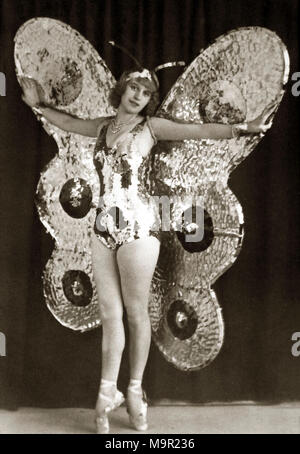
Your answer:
[115,106,138,123]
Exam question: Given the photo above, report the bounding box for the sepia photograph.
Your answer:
[0,0,299,436]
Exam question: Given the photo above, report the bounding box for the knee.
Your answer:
[99,298,123,324]
[125,302,150,327]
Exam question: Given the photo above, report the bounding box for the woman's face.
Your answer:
[120,79,152,114]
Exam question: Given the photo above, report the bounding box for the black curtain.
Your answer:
[0,0,300,409]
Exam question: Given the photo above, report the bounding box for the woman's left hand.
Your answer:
[245,101,278,134]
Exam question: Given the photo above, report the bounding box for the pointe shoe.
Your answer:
[127,385,148,431]
[95,389,124,434]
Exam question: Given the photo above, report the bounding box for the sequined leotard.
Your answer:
[93,117,160,250]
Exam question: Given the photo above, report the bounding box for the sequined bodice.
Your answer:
[93,118,157,235]
[94,120,143,195]
[93,118,154,196]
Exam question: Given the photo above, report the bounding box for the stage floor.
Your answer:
[0,403,300,434]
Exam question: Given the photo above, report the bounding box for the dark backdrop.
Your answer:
[0,0,300,409]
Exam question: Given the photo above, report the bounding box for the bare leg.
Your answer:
[117,236,160,429]
[91,231,125,417]
[117,236,160,380]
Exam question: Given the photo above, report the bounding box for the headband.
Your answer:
[126,69,153,81]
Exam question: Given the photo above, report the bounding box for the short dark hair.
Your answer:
[109,69,160,116]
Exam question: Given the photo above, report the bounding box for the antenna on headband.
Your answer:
[154,61,186,72]
[108,41,143,69]
[108,41,185,73]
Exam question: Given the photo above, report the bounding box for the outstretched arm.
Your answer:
[150,102,276,141]
[20,77,104,137]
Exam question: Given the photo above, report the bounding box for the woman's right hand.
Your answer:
[19,76,105,137]
[20,77,43,107]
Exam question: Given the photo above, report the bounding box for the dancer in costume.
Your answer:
[20,69,274,434]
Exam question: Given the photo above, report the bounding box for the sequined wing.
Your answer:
[148,27,289,370]
[14,17,116,330]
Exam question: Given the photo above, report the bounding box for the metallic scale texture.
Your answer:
[14,19,289,370]
[14,17,116,330]
[93,118,160,249]
[149,27,289,370]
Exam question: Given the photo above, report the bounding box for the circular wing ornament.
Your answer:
[43,247,100,331]
[15,21,289,369]
[149,27,289,370]
[14,17,117,330]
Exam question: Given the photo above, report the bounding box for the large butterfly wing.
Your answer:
[149,27,289,370]
[14,18,116,330]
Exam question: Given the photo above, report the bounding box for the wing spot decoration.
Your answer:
[199,80,246,123]
[59,178,93,218]
[48,58,83,106]
[14,21,289,363]
[176,206,214,253]
[42,248,100,331]
[167,300,198,340]
[14,17,116,331]
[62,270,93,307]
[149,27,289,370]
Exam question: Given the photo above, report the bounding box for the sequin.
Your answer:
[15,19,289,367]
[14,17,116,331]
[93,118,161,250]
[148,26,289,370]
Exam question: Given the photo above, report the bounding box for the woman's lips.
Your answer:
[129,100,139,107]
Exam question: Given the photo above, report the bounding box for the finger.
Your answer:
[31,80,39,90]
[24,78,30,89]
[37,84,46,101]
[261,122,272,132]
[262,107,277,123]
[267,100,277,108]
[263,114,274,125]
[262,106,275,119]
[266,103,277,114]
[263,101,277,116]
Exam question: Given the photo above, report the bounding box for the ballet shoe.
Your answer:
[95,389,124,434]
[127,385,148,431]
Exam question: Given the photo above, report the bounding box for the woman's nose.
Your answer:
[133,90,141,100]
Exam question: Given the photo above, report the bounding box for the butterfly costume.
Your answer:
[14,18,289,371]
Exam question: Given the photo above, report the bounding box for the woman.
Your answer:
[20,69,274,433]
